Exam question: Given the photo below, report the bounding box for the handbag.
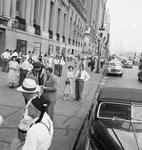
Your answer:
[65,80,70,84]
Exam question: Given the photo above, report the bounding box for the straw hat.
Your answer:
[17,78,40,93]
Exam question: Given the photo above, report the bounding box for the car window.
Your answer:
[98,102,131,120]
[133,105,142,121]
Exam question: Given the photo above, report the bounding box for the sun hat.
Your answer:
[17,78,40,93]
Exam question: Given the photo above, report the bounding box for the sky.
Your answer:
[106,0,142,54]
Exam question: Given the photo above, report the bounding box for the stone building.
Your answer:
[0,0,86,62]
[83,0,107,56]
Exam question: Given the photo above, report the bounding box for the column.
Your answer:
[25,0,31,24]
[19,0,25,18]
[2,0,11,19]
[34,0,40,25]
[39,0,45,29]
[52,0,58,40]
[10,0,16,19]
[43,0,51,31]
[30,0,35,26]
[59,5,64,41]
[0,0,3,16]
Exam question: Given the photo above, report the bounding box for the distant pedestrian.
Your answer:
[1,49,11,72]
[7,56,19,88]
[74,56,78,68]
[57,56,65,77]
[19,56,30,86]
[90,57,96,71]
[100,57,105,68]
[53,55,59,75]
[42,67,58,121]
[43,53,49,68]
[63,66,74,101]
[75,64,90,101]
[48,55,54,68]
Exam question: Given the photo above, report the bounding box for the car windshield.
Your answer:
[98,102,131,120]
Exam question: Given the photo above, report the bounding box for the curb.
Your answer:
[72,67,106,150]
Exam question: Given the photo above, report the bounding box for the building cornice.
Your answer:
[69,0,87,22]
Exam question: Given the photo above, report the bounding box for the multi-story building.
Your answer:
[0,0,86,63]
[83,0,107,56]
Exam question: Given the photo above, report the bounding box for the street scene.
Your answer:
[0,0,142,150]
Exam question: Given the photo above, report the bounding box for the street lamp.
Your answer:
[95,28,105,73]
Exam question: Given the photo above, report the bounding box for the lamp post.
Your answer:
[95,28,105,73]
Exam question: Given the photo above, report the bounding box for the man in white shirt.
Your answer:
[75,63,90,101]
[11,49,18,58]
[1,49,11,72]
[19,57,30,86]
[22,112,53,150]
[53,56,59,75]
[57,56,65,77]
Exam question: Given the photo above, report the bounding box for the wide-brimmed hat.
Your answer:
[68,66,74,70]
[17,78,40,93]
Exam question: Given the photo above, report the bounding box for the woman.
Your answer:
[75,64,90,101]
[63,66,74,101]
[7,56,19,88]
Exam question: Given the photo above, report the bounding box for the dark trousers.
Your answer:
[58,65,62,77]
[54,64,58,75]
[2,59,9,72]
[75,79,84,100]
[47,102,56,121]
[19,69,28,86]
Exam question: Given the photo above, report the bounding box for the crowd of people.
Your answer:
[0,48,107,149]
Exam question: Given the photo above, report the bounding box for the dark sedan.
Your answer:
[73,87,142,150]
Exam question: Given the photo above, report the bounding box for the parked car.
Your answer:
[73,87,142,150]
[124,61,133,68]
[138,70,142,81]
[106,61,124,76]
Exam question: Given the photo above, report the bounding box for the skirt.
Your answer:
[7,69,19,83]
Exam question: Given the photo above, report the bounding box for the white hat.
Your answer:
[17,78,40,93]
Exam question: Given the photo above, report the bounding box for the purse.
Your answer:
[65,80,70,84]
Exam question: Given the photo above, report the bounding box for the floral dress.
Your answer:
[7,60,19,83]
[64,71,74,95]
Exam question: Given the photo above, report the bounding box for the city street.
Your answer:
[103,66,141,89]
[0,61,104,150]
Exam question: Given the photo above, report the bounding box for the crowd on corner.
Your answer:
[0,48,106,150]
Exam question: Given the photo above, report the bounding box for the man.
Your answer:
[42,67,58,121]
[1,49,11,72]
[11,78,53,150]
[19,56,30,86]
[26,61,45,85]
[57,56,65,77]
[53,55,59,75]
[75,64,90,101]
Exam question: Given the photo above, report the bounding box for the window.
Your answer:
[16,39,27,55]
[33,42,41,56]
[16,0,20,15]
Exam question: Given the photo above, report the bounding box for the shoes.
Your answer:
[63,97,67,101]
[9,86,13,89]
[67,97,71,101]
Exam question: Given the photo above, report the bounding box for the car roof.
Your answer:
[98,87,142,104]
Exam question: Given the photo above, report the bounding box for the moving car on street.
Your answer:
[73,87,142,150]
[124,61,133,68]
[106,61,124,76]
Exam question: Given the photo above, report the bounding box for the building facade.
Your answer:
[83,0,107,56]
[0,0,86,62]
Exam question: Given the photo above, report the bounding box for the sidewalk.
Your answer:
[0,61,104,150]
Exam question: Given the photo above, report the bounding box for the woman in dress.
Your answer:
[63,66,74,101]
[7,56,19,88]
